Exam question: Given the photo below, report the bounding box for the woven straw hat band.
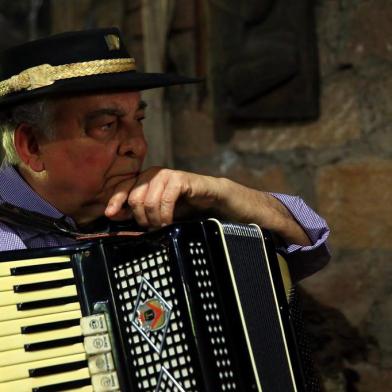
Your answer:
[0,58,136,97]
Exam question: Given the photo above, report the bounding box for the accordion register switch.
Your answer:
[81,313,121,391]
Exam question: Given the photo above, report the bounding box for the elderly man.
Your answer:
[0,27,329,281]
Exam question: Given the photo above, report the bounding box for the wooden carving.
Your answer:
[208,0,320,141]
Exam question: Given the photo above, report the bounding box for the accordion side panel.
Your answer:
[207,220,304,392]
[287,289,321,392]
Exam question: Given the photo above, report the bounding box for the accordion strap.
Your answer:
[0,202,82,238]
[0,202,144,240]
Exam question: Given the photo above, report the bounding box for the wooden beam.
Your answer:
[141,0,175,168]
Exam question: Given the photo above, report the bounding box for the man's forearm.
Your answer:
[213,178,312,246]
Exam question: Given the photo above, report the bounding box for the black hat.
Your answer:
[0,27,200,109]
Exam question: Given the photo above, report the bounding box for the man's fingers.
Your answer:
[127,180,150,227]
[142,179,166,227]
[133,169,180,228]
[106,207,134,221]
[105,180,133,218]
[105,167,221,229]
[127,168,186,228]
[159,176,183,225]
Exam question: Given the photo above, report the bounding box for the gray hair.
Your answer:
[0,99,55,165]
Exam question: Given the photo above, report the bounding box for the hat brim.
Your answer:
[0,71,202,109]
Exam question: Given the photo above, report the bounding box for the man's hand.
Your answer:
[104,167,221,228]
[104,166,311,246]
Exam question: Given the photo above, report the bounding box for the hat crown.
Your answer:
[0,27,199,109]
[0,27,130,81]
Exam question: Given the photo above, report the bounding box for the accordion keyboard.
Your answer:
[0,256,120,392]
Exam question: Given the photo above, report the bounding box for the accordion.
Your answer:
[0,219,319,392]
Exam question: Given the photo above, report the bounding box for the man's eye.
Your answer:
[86,120,118,139]
[102,121,116,130]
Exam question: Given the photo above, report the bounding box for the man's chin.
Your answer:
[73,202,107,227]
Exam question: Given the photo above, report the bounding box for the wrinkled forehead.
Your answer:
[50,90,144,119]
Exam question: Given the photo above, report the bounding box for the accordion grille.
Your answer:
[111,245,198,391]
[189,241,238,391]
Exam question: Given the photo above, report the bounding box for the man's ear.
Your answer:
[14,124,45,172]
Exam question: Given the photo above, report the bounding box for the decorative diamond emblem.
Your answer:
[131,277,172,353]
[137,298,168,332]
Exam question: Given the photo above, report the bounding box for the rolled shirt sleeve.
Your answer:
[271,193,331,281]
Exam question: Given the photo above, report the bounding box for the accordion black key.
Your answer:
[0,219,320,392]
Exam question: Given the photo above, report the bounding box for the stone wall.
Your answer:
[0,1,390,390]
[0,0,51,159]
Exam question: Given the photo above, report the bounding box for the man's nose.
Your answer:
[118,130,148,159]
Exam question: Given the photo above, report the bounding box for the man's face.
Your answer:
[36,91,147,225]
